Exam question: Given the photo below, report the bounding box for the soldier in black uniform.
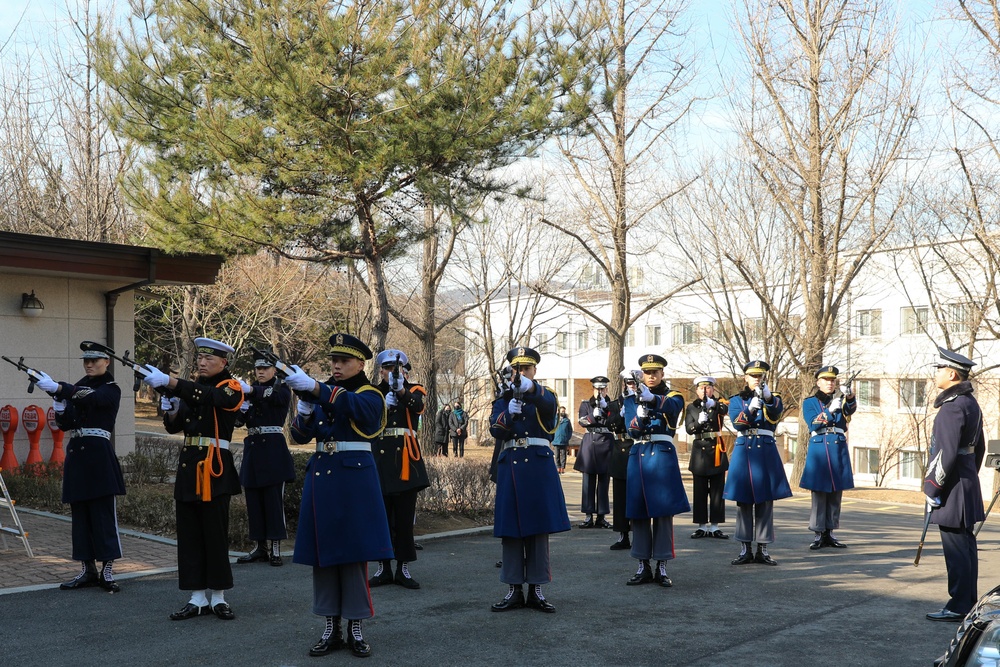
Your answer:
[576,376,614,528]
[924,347,986,622]
[142,337,243,621]
[234,349,295,566]
[606,369,636,550]
[685,376,730,539]
[369,349,430,590]
[36,341,125,592]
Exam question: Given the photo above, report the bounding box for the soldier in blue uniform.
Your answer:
[234,348,295,566]
[490,346,570,613]
[621,354,689,588]
[35,341,125,592]
[800,365,856,550]
[576,376,614,528]
[685,376,730,539]
[283,333,391,657]
[143,337,244,621]
[606,369,637,551]
[924,347,986,622]
[369,348,429,590]
[723,360,791,566]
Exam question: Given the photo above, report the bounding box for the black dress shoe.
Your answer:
[627,567,654,585]
[494,560,502,568]
[270,554,284,566]
[526,591,556,613]
[822,534,847,548]
[731,552,755,565]
[610,538,631,551]
[236,546,269,564]
[755,551,778,566]
[690,529,708,539]
[309,635,344,656]
[212,602,235,620]
[60,569,99,590]
[98,574,120,593]
[578,518,594,529]
[655,563,673,587]
[926,609,965,622]
[809,537,824,551]
[348,638,372,657]
[597,518,613,529]
[414,542,423,551]
[491,587,525,611]
[368,567,393,587]
[711,530,730,539]
[169,603,210,621]
[394,570,420,590]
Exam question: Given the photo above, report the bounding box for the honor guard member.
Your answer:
[35,342,125,592]
[234,348,295,566]
[924,347,986,622]
[685,376,730,539]
[490,346,570,613]
[576,376,614,528]
[143,337,244,620]
[723,360,791,566]
[800,366,856,550]
[622,355,689,588]
[606,370,637,550]
[284,333,392,657]
[369,348,429,590]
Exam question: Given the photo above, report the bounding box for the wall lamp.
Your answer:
[21,290,44,317]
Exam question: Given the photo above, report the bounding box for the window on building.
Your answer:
[854,447,880,475]
[554,378,568,400]
[537,334,550,353]
[579,263,599,288]
[744,317,765,343]
[645,325,661,347]
[898,379,927,409]
[946,303,970,335]
[671,322,698,345]
[596,330,609,348]
[857,309,882,337]
[901,306,928,335]
[710,320,731,342]
[469,420,479,438]
[627,266,642,288]
[576,330,588,351]
[556,332,568,351]
[626,329,635,347]
[855,379,880,409]
[899,451,921,479]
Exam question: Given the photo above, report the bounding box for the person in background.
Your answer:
[552,406,572,474]
[449,401,469,457]
[434,403,452,456]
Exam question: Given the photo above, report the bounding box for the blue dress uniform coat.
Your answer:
[723,390,792,504]
[623,386,690,519]
[490,381,571,538]
[574,398,614,475]
[373,379,430,495]
[53,374,125,503]
[799,391,856,493]
[924,381,986,530]
[237,377,295,488]
[291,373,393,567]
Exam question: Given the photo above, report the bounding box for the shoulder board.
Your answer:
[772,392,782,398]
[666,391,684,398]
[718,397,730,406]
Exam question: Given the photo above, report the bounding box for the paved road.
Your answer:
[0,482,989,667]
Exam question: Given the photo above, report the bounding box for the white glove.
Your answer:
[508,398,523,415]
[239,400,251,413]
[389,373,404,392]
[761,382,772,400]
[704,397,716,410]
[517,375,533,393]
[926,494,941,510]
[593,406,602,418]
[698,411,709,424]
[52,398,66,413]
[828,398,842,413]
[638,384,655,403]
[296,399,314,416]
[161,396,180,415]
[35,371,59,393]
[285,365,316,392]
[748,396,762,412]
[636,404,649,420]
[622,385,636,398]
[598,396,608,409]
[840,384,852,397]
[386,392,399,407]
[142,364,170,389]
[239,379,253,394]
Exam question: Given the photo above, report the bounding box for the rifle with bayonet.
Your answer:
[82,342,167,394]
[250,346,315,398]
[1,355,52,394]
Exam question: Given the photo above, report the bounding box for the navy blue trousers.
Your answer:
[70,495,122,562]
[940,526,979,614]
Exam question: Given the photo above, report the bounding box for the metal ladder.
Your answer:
[0,469,33,557]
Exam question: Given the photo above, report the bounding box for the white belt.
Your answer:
[811,427,845,437]
[184,436,230,449]
[381,427,417,438]
[502,437,550,449]
[247,426,284,436]
[638,434,674,444]
[71,428,111,440]
[316,441,371,454]
[742,429,775,438]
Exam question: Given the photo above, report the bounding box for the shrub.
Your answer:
[2,462,64,513]
[418,457,495,520]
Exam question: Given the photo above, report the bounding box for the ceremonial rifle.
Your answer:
[249,346,314,398]
[834,370,863,402]
[86,344,168,394]
[1,356,51,394]
[510,365,524,421]
[914,505,933,566]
